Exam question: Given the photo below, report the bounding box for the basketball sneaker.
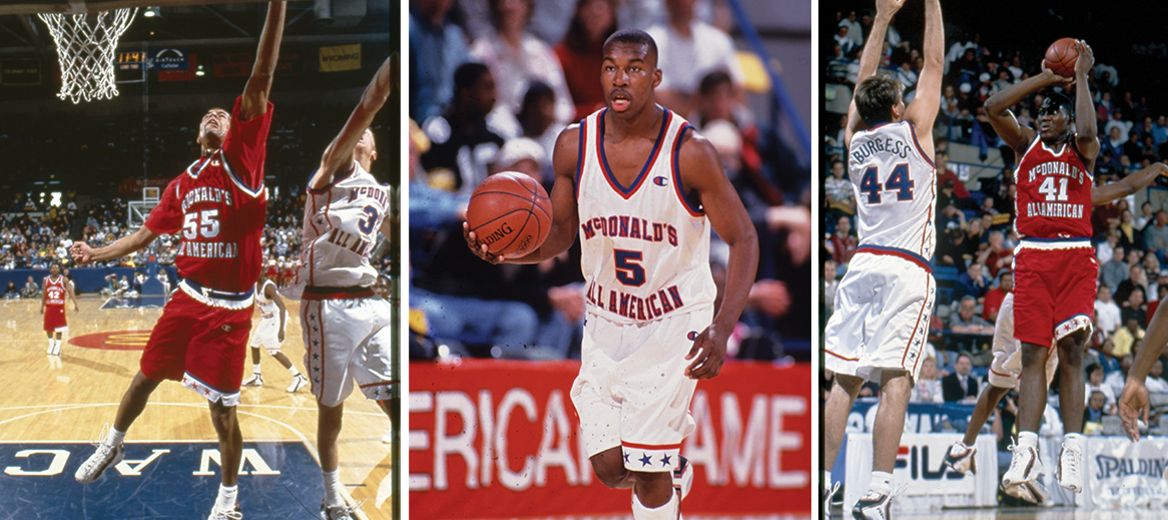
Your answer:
[1001,441,1047,504]
[672,456,693,501]
[822,480,839,519]
[1057,434,1085,492]
[207,505,242,520]
[943,441,977,475]
[242,373,264,387]
[74,441,125,483]
[287,374,308,393]
[321,502,357,520]
[850,490,891,520]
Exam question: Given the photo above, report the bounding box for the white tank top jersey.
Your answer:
[255,279,280,319]
[299,162,390,288]
[575,107,717,325]
[847,120,937,264]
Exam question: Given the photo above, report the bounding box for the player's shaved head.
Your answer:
[854,75,904,126]
[603,29,658,67]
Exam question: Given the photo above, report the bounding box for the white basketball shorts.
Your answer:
[570,307,712,474]
[824,250,935,382]
[988,292,1058,389]
[248,314,286,352]
[300,296,395,407]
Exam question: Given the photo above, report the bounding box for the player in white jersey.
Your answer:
[466,30,757,520]
[296,55,394,520]
[242,271,307,392]
[820,0,944,518]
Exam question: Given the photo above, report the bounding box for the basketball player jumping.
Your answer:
[982,40,1112,501]
[241,270,309,393]
[466,29,758,520]
[41,262,78,357]
[820,0,942,518]
[69,3,285,519]
[297,54,395,520]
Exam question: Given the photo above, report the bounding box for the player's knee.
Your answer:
[591,459,629,488]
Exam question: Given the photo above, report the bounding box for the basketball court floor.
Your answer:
[0,295,393,519]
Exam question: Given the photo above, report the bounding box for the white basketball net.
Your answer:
[37,8,138,104]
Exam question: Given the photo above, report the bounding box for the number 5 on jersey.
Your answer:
[614,249,646,286]
[859,163,914,204]
[183,209,220,239]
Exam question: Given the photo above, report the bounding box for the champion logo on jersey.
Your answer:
[687,331,699,341]
[653,176,669,187]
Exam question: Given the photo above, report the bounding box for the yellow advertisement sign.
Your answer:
[320,43,361,72]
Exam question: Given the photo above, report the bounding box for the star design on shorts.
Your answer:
[660,454,672,467]
[313,353,320,360]
[623,452,630,463]
[639,453,652,467]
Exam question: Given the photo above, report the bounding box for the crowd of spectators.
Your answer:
[409,0,809,361]
[823,7,1168,441]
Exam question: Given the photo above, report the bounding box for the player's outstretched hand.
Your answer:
[685,325,728,379]
[1119,378,1150,442]
[462,222,505,264]
[875,0,906,16]
[1074,40,1094,78]
[70,242,93,265]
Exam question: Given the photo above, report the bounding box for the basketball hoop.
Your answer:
[37,8,138,104]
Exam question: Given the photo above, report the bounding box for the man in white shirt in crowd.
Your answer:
[647,0,743,115]
[1095,285,1122,336]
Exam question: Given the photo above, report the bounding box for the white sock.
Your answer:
[869,471,892,495]
[288,366,301,377]
[631,490,679,520]
[105,427,126,446]
[823,470,832,487]
[214,484,238,511]
[1018,431,1039,450]
[1064,432,1084,444]
[47,338,54,351]
[323,469,344,506]
[252,364,262,375]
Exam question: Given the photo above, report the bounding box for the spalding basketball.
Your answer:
[466,171,553,257]
[1045,38,1079,78]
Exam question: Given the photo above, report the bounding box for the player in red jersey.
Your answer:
[41,263,78,357]
[68,3,285,519]
[984,40,1168,501]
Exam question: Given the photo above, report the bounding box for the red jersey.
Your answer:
[1014,137,1093,240]
[43,275,67,331]
[145,97,273,293]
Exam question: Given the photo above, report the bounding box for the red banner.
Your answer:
[409,360,811,518]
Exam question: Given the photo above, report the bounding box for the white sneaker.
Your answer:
[1058,434,1085,493]
[320,502,357,520]
[672,456,693,501]
[286,374,308,393]
[381,427,393,444]
[943,442,977,475]
[207,505,242,520]
[74,442,125,483]
[850,490,891,520]
[1001,441,1047,504]
[822,480,839,519]
[242,373,264,387]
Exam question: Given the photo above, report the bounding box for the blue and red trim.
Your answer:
[670,123,704,217]
[597,107,672,199]
[622,440,683,450]
[573,118,587,199]
[856,245,932,272]
[905,121,936,168]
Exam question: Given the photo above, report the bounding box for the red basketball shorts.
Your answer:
[43,306,66,333]
[1013,245,1098,348]
[140,289,252,405]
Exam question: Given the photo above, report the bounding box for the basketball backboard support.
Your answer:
[0,0,260,16]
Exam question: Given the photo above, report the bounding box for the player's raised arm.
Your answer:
[903,0,942,157]
[984,67,1069,154]
[679,133,759,379]
[1092,162,1168,206]
[240,0,286,120]
[844,0,903,146]
[71,227,160,265]
[1072,41,1099,163]
[467,126,582,264]
[309,55,396,190]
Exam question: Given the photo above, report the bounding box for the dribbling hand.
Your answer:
[685,325,729,380]
[463,222,506,264]
[70,242,93,265]
[1119,378,1150,442]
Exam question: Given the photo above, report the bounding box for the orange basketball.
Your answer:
[466,171,552,257]
[1045,38,1079,78]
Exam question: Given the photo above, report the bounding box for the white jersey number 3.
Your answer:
[182,209,220,239]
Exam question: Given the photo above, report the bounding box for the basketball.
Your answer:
[1045,37,1079,77]
[466,171,552,257]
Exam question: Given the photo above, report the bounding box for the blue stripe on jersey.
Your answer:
[670,123,703,216]
[597,106,671,196]
[574,117,587,199]
[856,244,932,271]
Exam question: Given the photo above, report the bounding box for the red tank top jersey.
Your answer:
[145,96,273,293]
[43,275,66,308]
[1014,137,1093,240]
